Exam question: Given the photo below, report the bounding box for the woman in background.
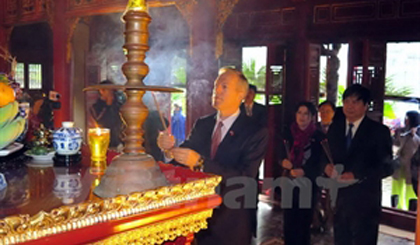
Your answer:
[392,110,420,211]
[280,101,324,245]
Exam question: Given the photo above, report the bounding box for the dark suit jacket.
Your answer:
[240,102,268,126]
[327,115,392,212]
[179,112,268,245]
[144,110,169,162]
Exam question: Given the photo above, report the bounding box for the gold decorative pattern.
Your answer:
[68,0,98,8]
[94,210,213,245]
[6,0,18,17]
[4,0,48,24]
[217,0,240,31]
[22,0,36,14]
[0,176,221,244]
[45,0,55,28]
[216,0,240,58]
[175,0,197,28]
[125,0,147,11]
[66,17,81,63]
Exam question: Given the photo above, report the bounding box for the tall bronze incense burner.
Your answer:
[84,0,180,198]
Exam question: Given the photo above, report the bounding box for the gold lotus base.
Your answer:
[0,173,222,244]
[94,210,213,245]
[93,153,168,198]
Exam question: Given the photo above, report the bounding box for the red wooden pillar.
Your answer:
[186,0,218,132]
[0,1,9,73]
[52,0,72,128]
[0,26,9,73]
[283,3,310,126]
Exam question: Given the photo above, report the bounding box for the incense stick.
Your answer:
[321,139,334,164]
[151,91,168,132]
[284,139,291,160]
[282,139,292,176]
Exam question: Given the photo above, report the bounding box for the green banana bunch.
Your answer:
[0,101,26,149]
[0,101,19,129]
[0,116,26,149]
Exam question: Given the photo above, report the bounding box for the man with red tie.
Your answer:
[158,67,268,245]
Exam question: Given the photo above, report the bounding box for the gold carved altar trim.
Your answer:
[95,210,212,245]
[0,175,221,245]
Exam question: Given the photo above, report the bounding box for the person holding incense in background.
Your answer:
[157,67,268,245]
[143,92,170,162]
[324,84,393,245]
[89,80,125,148]
[280,101,324,245]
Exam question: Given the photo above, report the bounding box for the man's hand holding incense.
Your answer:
[337,172,356,183]
[157,132,176,159]
[171,147,200,169]
[324,163,338,178]
[157,131,175,151]
[290,168,305,177]
[282,159,293,170]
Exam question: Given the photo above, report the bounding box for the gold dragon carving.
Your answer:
[66,17,81,63]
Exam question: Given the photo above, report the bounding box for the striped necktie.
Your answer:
[211,121,223,159]
[346,123,354,150]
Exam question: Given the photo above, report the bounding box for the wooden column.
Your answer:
[0,0,8,72]
[52,0,72,128]
[284,3,310,126]
[186,0,218,132]
[0,26,9,73]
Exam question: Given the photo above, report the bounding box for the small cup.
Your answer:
[88,128,110,174]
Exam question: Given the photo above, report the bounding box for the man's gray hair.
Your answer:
[218,67,249,98]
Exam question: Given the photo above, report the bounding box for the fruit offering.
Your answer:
[0,79,25,150]
[0,48,26,150]
[0,76,15,107]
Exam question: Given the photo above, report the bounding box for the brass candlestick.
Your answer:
[84,1,180,198]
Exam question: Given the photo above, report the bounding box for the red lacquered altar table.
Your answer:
[0,147,222,244]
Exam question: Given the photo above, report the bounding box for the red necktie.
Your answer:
[211,121,223,159]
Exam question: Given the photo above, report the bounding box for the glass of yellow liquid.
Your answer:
[88,128,110,174]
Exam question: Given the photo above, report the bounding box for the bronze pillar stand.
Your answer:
[85,8,180,198]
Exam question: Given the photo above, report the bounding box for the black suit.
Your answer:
[240,102,268,126]
[179,112,268,245]
[327,116,392,245]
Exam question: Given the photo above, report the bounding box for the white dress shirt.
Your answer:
[346,115,365,139]
[213,109,241,142]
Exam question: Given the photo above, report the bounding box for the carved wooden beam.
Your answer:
[174,0,197,28]
[45,0,55,27]
[66,17,81,63]
[216,0,240,58]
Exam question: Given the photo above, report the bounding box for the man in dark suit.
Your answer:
[240,84,267,126]
[316,100,336,135]
[324,84,393,245]
[158,67,268,245]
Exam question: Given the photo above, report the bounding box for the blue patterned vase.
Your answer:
[53,122,83,155]
[53,167,82,204]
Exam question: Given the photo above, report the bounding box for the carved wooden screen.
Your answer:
[348,40,386,120]
[308,44,321,105]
